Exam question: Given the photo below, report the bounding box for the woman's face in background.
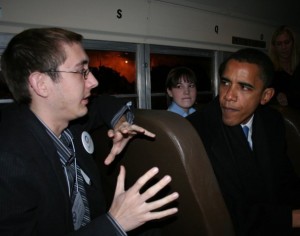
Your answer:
[274,32,293,60]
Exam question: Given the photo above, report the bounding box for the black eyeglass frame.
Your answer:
[43,68,90,80]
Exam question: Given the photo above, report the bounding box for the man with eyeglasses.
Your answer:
[0,28,179,236]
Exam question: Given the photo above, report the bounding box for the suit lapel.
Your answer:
[69,126,107,218]
[20,107,70,203]
[211,123,252,193]
[69,127,101,188]
[251,112,273,199]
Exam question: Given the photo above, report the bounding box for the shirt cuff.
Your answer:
[106,212,127,236]
[111,101,134,127]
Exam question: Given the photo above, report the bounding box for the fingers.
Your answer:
[130,168,179,207]
[135,175,179,221]
[104,154,114,165]
[146,192,179,215]
[104,140,127,165]
[146,206,179,220]
[141,128,156,138]
[104,152,119,165]
[107,129,115,138]
[105,123,155,165]
[129,124,156,138]
[139,175,172,201]
[113,165,126,196]
[136,174,179,216]
[111,122,156,138]
[109,166,179,231]
[104,130,129,165]
[107,129,124,140]
[130,167,159,193]
[128,170,179,223]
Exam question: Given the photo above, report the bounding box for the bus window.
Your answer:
[84,40,217,110]
[87,50,136,95]
[83,39,138,107]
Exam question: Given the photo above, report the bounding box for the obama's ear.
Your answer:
[260,88,275,105]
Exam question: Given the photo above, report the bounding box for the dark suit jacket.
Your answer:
[187,97,300,236]
[0,95,128,236]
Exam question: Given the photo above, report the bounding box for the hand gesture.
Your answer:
[109,166,179,231]
[104,121,155,165]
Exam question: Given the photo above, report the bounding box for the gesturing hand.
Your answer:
[109,166,179,232]
[104,122,155,165]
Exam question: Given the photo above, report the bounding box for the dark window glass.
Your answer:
[86,50,136,96]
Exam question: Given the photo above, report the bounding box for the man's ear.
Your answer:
[28,72,49,98]
[260,88,275,105]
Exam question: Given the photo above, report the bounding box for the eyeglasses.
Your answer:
[43,68,90,80]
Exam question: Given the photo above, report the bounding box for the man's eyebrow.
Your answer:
[75,59,89,67]
[220,76,230,81]
[238,81,254,89]
[220,77,255,89]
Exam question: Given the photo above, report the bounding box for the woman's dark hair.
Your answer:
[166,66,197,89]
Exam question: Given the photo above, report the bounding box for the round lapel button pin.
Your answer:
[81,131,94,154]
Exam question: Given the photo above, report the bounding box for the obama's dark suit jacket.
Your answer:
[187,97,300,236]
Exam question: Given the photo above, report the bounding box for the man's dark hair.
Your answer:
[219,48,275,88]
[1,27,83,104]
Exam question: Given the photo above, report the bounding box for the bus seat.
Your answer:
[91,109,234,236]
[274,106,300,177]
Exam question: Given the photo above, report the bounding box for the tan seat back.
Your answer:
[92,109,234,236]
